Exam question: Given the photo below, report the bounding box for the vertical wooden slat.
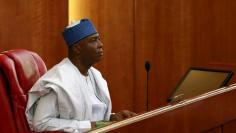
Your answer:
[0,0,68,68]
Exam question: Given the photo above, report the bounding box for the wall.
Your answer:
[0,0,68,68]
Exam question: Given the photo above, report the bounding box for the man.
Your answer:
[25,19,136,133]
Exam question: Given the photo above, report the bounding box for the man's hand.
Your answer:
[91,122,96,129]
[91,121,113,129]
[110,110,137,121]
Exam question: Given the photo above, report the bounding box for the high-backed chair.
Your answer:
[1,49,47,132]
[0,67,18,133]
[0,49,47,132]
[0,49,63,133]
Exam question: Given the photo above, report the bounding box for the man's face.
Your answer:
[77,33,104,65]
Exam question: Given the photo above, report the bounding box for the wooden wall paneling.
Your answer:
[191,0,236,66]
[69,0,100,24]
[210,0,236,64]
[134,0,193,112]
[191,0,236,87]
[134,0,236,112]
[203,126,222,133]
[105,87,236,133]
[191,0,216,66]
[223,120,236,133]
[97,0,135,112]
[0,0,68,68]
[70,0,135,112]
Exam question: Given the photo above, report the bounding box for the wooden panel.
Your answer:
[223,120,236,133]
[69,0,134,112]
[97,0,134,112]
[90,86,236,133]
[191,0,236,87]
[0,0,68,68]
[135,0,193,111]
[135,0,236,112]
[192,0,236,65]
[112,87,236,133]
[203,126,222,133]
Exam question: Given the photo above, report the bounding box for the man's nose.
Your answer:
[97,40,103,48]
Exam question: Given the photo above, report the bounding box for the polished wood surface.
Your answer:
[135,0,236,112]
[223,120,236,133]
[90,85,236,133]
[0,0,68,68]
[134,0,194,111]
[204,127,222,133]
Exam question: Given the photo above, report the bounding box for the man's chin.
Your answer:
[94,57,102,63]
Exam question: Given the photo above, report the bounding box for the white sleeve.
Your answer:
[32,91,91,133]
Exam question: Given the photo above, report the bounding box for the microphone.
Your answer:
[145,61,150,72]
[145,61,150,111]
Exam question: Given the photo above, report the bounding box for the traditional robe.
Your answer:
[25,58,112,133]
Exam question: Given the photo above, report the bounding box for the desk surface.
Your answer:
[89,84,236,133]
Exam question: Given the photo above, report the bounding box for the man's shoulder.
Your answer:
[39,58,75,82]
[29,58,78,93]
[90,67,102,75]
[90,67,99,72]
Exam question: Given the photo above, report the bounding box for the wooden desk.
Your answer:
[90,84,236,133]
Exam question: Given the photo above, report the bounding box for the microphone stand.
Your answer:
[145,61,150,111]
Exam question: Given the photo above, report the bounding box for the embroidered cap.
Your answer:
[62,19,98,47]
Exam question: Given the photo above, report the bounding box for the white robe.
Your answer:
[25,58,112,133]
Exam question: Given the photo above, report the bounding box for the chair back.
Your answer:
[0,49,47,132]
